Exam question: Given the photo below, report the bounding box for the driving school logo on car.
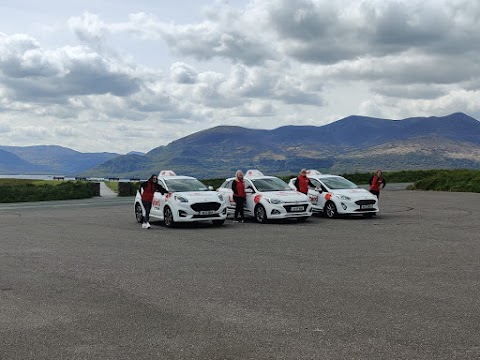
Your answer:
[275,192,295,196]
[309,195,319,204]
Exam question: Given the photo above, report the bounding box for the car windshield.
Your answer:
[250,177,291,192]
[164,178,208,192]
[320,177,358,190]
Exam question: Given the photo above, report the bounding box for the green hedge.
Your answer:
[407,169,480,192]
[0,180,98,203]
[203,169,480,193]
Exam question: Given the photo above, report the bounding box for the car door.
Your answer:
[244,179,257,217]
[219,180,236,211]
[151,178,167,219]
[307,178,321,207]
[311,179,329,210]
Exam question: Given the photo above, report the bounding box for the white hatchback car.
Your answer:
[217,170,313,223]
[288,170,379,218]
[134,170,227,227]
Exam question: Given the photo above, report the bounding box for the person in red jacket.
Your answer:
[231,170,246,222]
[293,169,315,195]
[369,169,386,198]
[139,174,167,229]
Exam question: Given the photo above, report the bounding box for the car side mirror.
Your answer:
[245,186,255,193]
[315,187,322,193]
[208,186,214,191]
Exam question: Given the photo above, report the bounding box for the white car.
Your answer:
[288,170,379,218]
[217,170,313,223]
[134,170,227,227]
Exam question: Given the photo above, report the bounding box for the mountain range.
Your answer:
[1,112,480,178]
[0,145,119,176]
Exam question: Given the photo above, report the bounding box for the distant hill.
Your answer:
[81,112,480,179]
[0,145,120,175]
[0,149,49,173]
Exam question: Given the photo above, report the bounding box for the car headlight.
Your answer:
[217,193,224,202]
[265,197,284,204]
[174,195,189,203]
[335,194,351,200]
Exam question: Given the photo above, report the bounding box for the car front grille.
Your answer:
[191,202,221,212]
[355,199,376,206]
[283,204,308,213]
[192,214,222,219]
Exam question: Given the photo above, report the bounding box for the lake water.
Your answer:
[0,175,139,182]
[0,174,99,181]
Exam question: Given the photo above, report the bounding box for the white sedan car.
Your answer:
[134,171,227,227]
[288,170,379,218]
[217,170,312,223]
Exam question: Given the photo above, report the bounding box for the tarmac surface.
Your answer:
[1,188,479,359]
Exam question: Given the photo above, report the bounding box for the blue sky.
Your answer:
[1,0,479,154]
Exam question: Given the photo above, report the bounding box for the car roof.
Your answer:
[159,175,197,180]
[290,174,343,180]
[310,174,344,179]
[225,175,278,182]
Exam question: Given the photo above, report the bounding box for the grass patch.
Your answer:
[105,181,119,192]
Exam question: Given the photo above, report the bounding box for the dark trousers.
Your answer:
[234,196,245,220]
[370,190,380,198]
[142,200,152,222]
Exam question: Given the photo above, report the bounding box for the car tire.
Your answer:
[164,206,175,228]
[324,201,337,219]
[135,203,143,223]
[254,204,268,223]
[212,220,225,226]
[297,216,309,223]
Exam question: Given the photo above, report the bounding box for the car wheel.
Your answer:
[297,216,309,223]
[212,220,225,226]
[135,203,143,223]
[254,204,268,223]
[164,206,175,228]
[324,201,337,219]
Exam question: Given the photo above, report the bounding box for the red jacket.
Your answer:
[369,175,386,192]
[295,175,311,194]
[232,179,246,198]
[140,180,166,202]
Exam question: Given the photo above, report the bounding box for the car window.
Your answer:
[164,178,209,192]
[222,180,233,190]
[250,177,291,192]
[158,179,168,190]
[320,177,358,190]
[310,179,322,188]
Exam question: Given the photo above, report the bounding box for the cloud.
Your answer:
[170,62,198,84]
[0,33,141,104]
[1,0,480,154]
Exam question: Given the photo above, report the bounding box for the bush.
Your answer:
[409,169,480,193]
[0,180,97,203]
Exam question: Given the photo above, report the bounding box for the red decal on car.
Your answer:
[325,193,332,200]
[254,194,262,203]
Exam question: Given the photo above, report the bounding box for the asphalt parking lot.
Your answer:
[1,189,479,360]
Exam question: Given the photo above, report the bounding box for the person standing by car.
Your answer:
[231,170,246,222]
[369,169,386,198]
[139,174,167,229]
[294,168,316,195]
